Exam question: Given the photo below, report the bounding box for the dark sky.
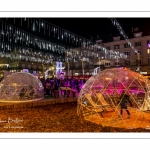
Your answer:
[1,17,150,47]
[42,18,150,41]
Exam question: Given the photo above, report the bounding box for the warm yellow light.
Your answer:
[147,49,150,54]
[105,78,111,80]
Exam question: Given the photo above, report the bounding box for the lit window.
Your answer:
[147,49,150,54]
[147,40,150,47]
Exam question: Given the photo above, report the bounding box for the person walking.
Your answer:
[118,91,133,118]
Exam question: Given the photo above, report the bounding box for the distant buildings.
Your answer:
[0,19,66,78]
[97,30,150,74]
[1,18,150,78]
[67,28,150,76]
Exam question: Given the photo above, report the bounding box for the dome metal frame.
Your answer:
[77,68,150,129]
[0,72,44,102]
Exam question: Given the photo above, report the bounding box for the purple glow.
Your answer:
[80,83,84,89]
[148,43,150,47]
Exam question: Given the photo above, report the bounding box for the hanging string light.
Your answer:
[44,23,45,34]
[0,29,65,65]
[58,27,59,39]
[0,19,127,66]
[39,19,40,33]
[9,18,94,47]
[54,26,55,38]
[33,19,35,31]
[27,18,29,28]
[110,18,138,54]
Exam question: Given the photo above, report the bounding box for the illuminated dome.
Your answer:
[77,68,150,129]
[0,72,44,102]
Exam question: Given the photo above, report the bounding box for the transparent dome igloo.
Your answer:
[0,72,44,102]
[77,68,150,129]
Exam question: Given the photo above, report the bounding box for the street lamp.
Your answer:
[137,53,140,72]
[81,59,84,76]
[32,63,34,73]
[51,66,55,77]
[117,58,118,67]
[42,64,44,75]
[67,60,69,77]
[98,57,101,72]
[116,56,119,68]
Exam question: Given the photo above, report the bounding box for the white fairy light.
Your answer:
[111,18,138,54]
[33,25,35,31]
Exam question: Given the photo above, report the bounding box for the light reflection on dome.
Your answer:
[0,72,44,102]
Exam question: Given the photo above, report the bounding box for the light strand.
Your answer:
[110,18,138,54]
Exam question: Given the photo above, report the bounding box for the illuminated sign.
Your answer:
[56,61,63,74]
[23,69,29,73]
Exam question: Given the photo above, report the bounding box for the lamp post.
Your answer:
[117,58,118,67]
[81,59,84,76]
[137,53,140,72]
[32,63,34,73]
[67,60,69,77]
[98,57,101,72]
[116,57,119,68]
[42,64,44,75]
[51,66,55,77]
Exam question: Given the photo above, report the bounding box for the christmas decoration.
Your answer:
[110,18,138,54]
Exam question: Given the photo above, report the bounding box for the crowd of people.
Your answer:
[0,74,88,97]
[39,77,88,96]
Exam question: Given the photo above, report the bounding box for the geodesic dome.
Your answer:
[77,68,150,129]
[0,72,44,102]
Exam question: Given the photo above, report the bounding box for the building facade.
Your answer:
[97,32,150,74]
[66,31,150,76]
[0,19,66,78]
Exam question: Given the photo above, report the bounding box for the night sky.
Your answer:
[1,17,150,47]
[42,18,150,41]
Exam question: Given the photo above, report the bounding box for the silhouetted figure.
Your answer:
[118,91,133,118]
[45,83,51,96]
[19,88,27,99]
[51,82,58,96]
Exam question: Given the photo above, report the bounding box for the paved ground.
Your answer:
[0,94,76,106]
[0,95,150,132]
[83,108,150,129]
[0,101,149,132]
